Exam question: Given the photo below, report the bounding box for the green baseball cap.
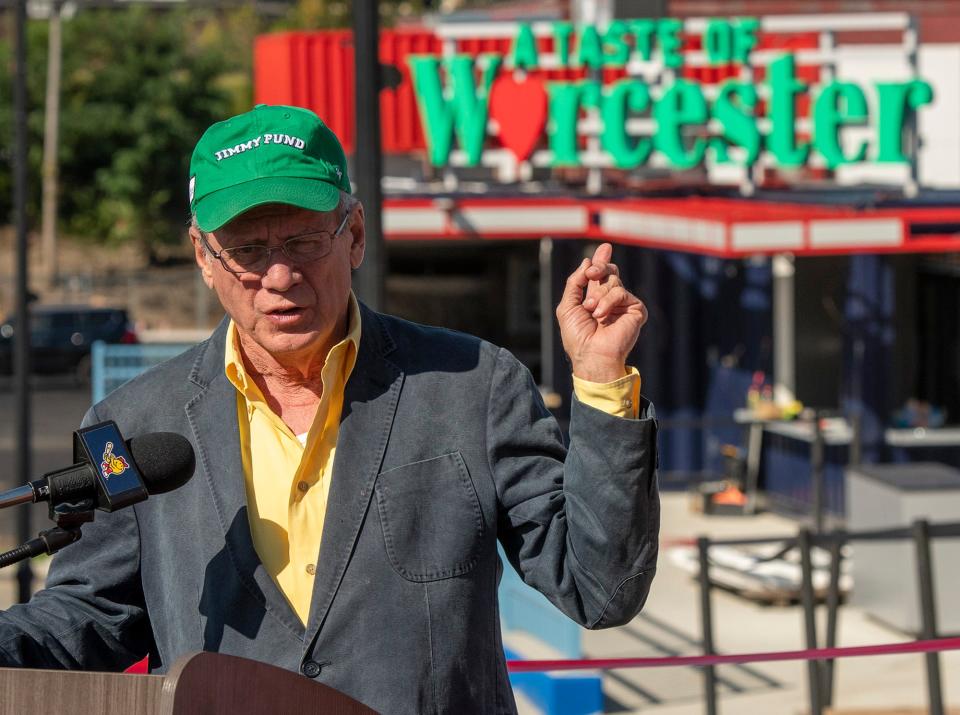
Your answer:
[189,104,351,232]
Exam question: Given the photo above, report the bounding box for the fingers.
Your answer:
[591,288,648,326]
[589,285,634,320]
[584,244,622,310]
[585,263,620,287]
[591,242,613,265]
[558,244,641,321]
[557,258,592,315]
[583,264,623,311]
[585,243,619,283]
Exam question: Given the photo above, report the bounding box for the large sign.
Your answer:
[409,18,934,172]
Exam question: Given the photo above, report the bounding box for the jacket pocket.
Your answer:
[375,451,484,582]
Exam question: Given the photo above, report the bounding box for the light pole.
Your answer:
[41,0,65,290]
[351,0,385,310]
[12,0,35,602]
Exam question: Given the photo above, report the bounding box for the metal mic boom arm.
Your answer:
[0,478,97,570]
[0,527,82,569]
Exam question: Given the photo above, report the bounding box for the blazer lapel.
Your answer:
[185,318,306,639]
[304,307,403,648]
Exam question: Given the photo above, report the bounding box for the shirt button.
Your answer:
[306,563,316,575]
[297,481,309,492]
[301,660,321,678]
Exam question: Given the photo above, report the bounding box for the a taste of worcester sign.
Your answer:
[408,18,934,172]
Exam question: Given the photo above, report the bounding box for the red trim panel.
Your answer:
[382,196,960,256]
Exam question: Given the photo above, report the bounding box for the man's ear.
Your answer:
[189,226,215,289]
[348,203,366,271]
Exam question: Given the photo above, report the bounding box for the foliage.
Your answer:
[274,0,431,31]
[275,0,351,30]
[0,6,250,252]
[0,0,429,255]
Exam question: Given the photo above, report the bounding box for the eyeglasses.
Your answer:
[199,210,352,276]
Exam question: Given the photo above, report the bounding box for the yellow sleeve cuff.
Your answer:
[572,366,642,419]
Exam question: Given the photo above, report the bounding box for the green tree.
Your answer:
[0,22,46,231]
[0,1,430,255]
[0,6,250,254]
[274,0,431,31]
[56,6,240,250]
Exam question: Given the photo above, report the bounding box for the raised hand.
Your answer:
[555,243,647,383]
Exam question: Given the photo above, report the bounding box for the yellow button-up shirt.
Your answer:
[226,296,360,624]
[226,294,641,624]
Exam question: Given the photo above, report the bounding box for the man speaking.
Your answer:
[0,105,659,713]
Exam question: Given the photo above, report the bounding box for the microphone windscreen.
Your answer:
[126,433,196,495]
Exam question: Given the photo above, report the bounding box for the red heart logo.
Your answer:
[488,76,548,163]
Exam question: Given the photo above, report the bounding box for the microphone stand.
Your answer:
[0,528,81,568]
[0,484,37,510]
[0,497,95,570]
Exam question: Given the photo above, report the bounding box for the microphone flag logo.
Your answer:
[101,441,130,479]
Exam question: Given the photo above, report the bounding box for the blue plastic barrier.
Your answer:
[498,546,582,658]
[91,341,194,404]
[499,546,604,714]
[505,647,602,715]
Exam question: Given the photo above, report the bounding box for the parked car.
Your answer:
[0,305,138,379]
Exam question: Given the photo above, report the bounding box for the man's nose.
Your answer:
[259,251,301,290]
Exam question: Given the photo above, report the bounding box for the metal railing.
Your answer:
[696,518,960,715]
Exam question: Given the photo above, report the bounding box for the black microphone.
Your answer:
[0,430,196,513]
[0,428,195,569]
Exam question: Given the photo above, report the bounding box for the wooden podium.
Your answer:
[0,652,377,714]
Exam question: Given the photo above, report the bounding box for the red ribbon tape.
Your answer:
[506,636,960,672]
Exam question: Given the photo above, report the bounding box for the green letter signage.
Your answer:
[653,80,708,168]
[732,18,759,63]
[657,19,684,69]
[602,21,631,67]
[602,79,653,168]
[548,81,601,165]
[511,24,539,69]
[407,19,935,175]
[630,19,656,62]
[813,81,869,167]
[704,20,733,64]
[575,25,604,69]
[767,54,810,167]
[548,83,585,166]
[553,22,575,66]
[875,80,935,162]
[712,82,760,165]
[409,54,502,166]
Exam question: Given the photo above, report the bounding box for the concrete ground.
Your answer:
[0,378,956,715]
[2,493,957,715]
[2,498,957,714]
[515,493,959,714]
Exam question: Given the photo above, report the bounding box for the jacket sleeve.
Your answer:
[0,406,151,669]
[489,347,660,629]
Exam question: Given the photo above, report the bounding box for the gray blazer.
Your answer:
[0,305,659,714]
